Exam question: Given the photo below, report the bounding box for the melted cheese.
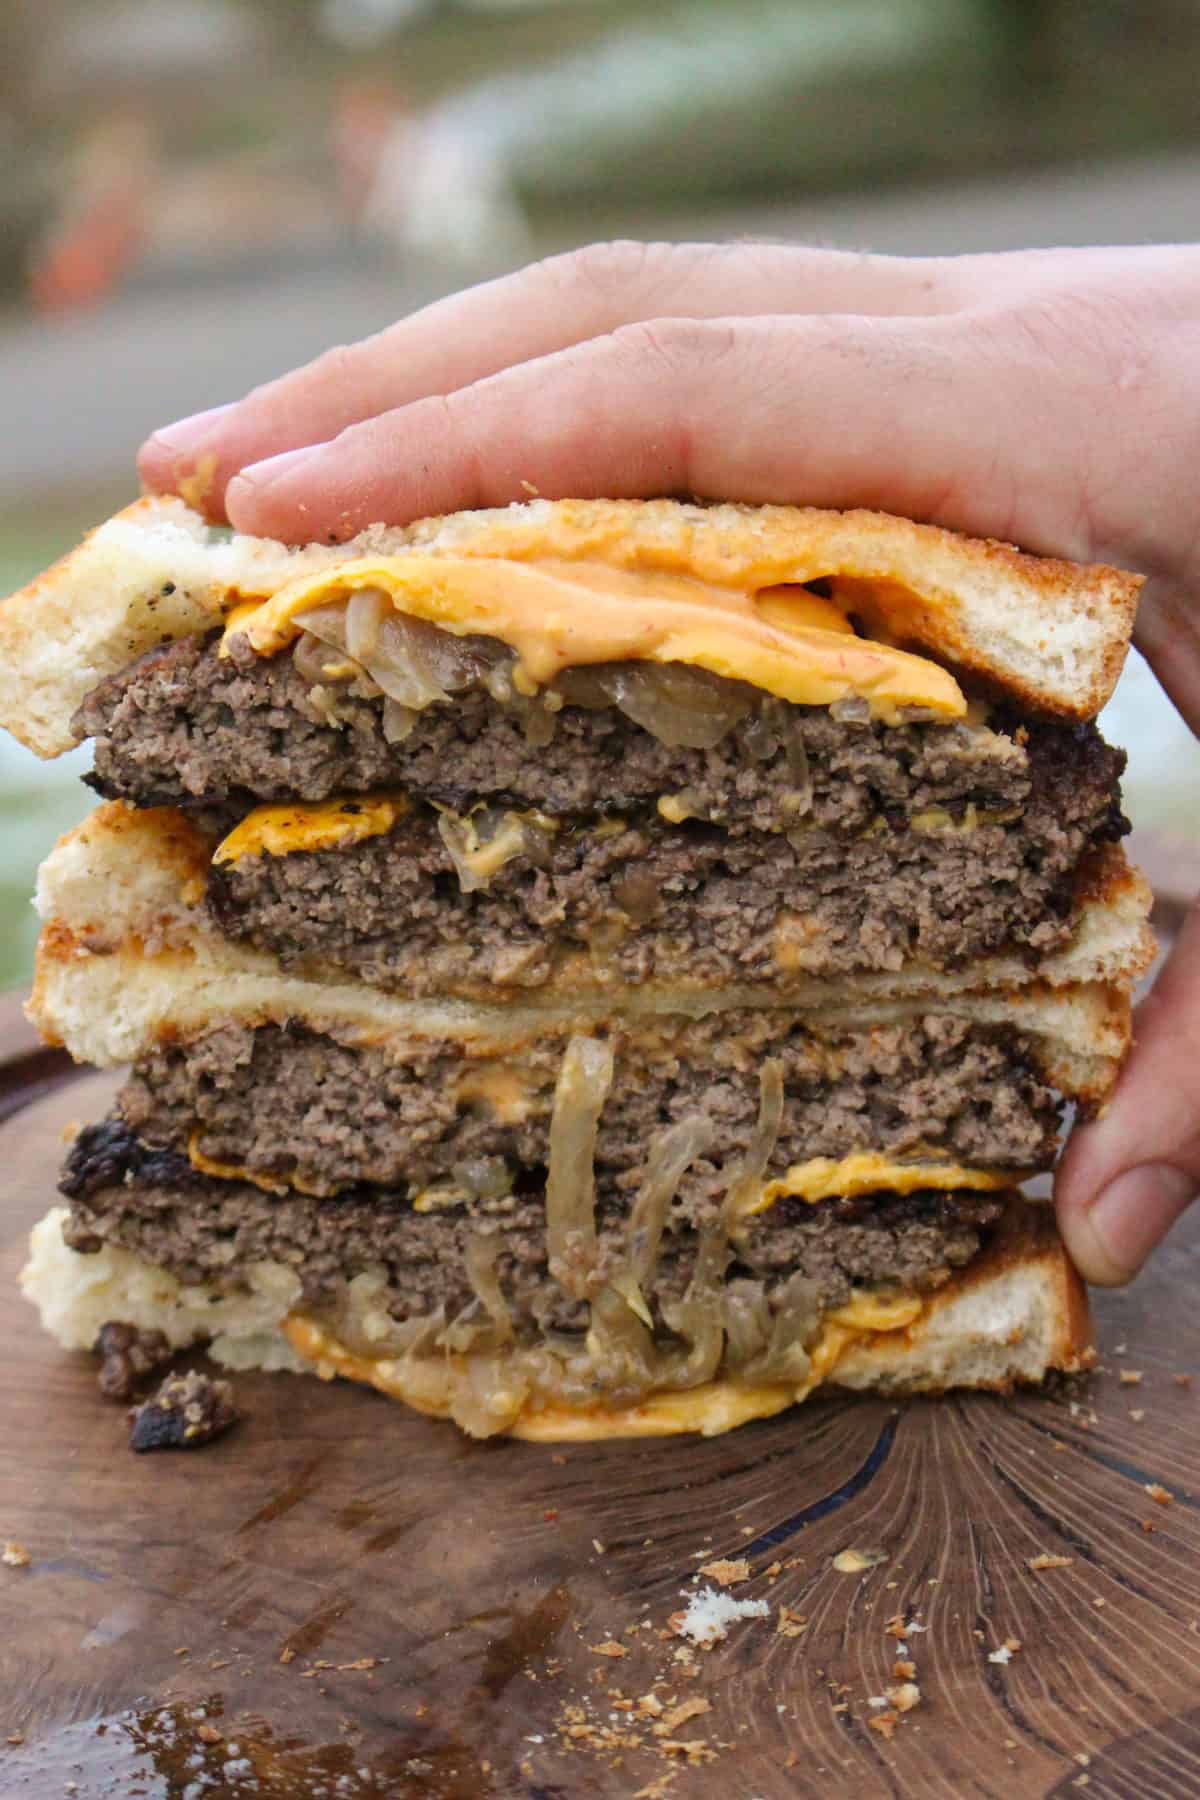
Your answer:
[908,803,1024,833]
[453,1064,539,1125]
[773,910,827,972]
[222,555,966,723]
[186,1133,330,1198]
[281,1288,929,1442]
[213,794,408,866]
[829,1291,924,1332]
[656,791,704,824]
[741,1152,1017,1219]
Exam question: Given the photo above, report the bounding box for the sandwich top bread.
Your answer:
[0,494,1141,760]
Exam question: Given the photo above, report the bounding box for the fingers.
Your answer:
[225,306,1088,542]
[1133,569,1200,742]
[138,241,965,519]
[1056,902,1200,1285]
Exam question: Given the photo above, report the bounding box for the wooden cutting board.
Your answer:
[1,999,1198,1799]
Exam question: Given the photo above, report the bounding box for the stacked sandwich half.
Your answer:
[2,497,1152,1438]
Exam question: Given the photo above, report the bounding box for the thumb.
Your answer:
[1055,902,1200,1284]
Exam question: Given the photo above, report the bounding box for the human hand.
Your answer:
[138,239,1200,1283]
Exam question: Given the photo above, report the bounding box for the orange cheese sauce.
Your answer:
[223,555,966,723]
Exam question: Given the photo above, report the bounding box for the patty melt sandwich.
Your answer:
[2,496,1152,1438]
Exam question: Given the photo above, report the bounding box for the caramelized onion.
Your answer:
[896,705,945,724]
[658,1223,729,1390]
[382,697,417,743]
[449,1353,529,1438]
[741,706,782,763]
[295,600,510,713]
[437,807,558,894]
[627,1115,714,1293]
[518,698,558,748]
[544,1035,614,1301]
[585,1112,715,1381]
[293,603,355,657]
[553,666,612,710]
[740,702,814,816]
[463,1234,514,1343]
[586,1284,657,1390]
[830,696,872,724]
[452,1156,513,1201]
[293,629,356,688]
[722,1059,784,1228]
[741,1272,821,1384]
[371,613,452,708]
[782,728,812,818]
[612,871,660,924]
[558,662,751,749]
[606,664,753,749]
[720,1279,773,1369]
[344,587,389,662]
[295,596,783,756]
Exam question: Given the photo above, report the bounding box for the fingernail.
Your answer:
[225,448,322,534]
[1084,1164,1195,1281]
[148,402,235,455]
[231,445,317,491]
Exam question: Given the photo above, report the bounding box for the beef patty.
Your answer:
[115,1012,1060,1203]
[209,770,1118,996]
[61,1117,1006,1331]
[75,629,1126,838]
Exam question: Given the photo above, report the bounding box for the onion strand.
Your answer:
[544,1034,614,1301]
[722,1059,785,1229]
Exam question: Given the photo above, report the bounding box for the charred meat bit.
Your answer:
[128,1369,238,1453]
[94,1319,172,1401]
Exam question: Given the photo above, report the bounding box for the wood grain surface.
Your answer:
[1,855,1198,1800]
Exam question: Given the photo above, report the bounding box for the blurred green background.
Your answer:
[2,0,1199,988]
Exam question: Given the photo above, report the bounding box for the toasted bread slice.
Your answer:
[35,799,1156,1016]
[0,496,1141,757]
[22,1199,1091,1441]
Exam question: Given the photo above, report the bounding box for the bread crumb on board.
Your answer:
[697,1558,751,1586]
[669,1587,769,1648]
[833,1547,888,1573]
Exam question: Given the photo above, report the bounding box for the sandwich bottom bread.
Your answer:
[25,1191,1089,1441]
[2,493,1152,1438]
